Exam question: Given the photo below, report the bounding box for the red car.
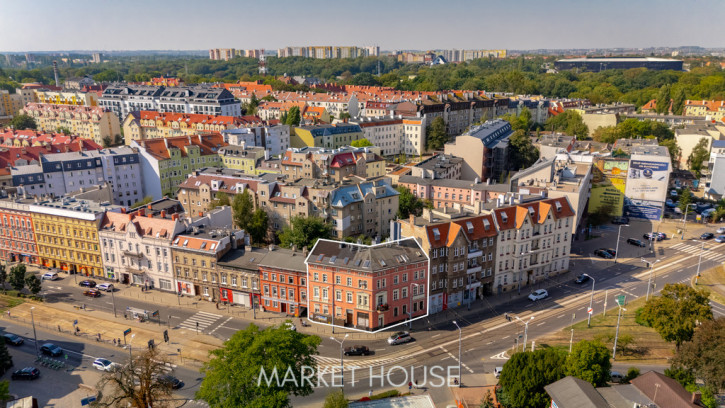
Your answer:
[83,289,101,298]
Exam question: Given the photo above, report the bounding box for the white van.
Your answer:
[494,367,503,378]
[42,271,59,281]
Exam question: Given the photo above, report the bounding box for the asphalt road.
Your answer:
[0,318,207,406]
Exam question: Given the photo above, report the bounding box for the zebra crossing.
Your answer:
[669,243,725,263]
[177,311,223,332]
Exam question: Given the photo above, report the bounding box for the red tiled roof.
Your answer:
[425,224,451,248]
[138,111,263,127]
[100,211,177,239]
[138,134,227,160]
[330,152,356,168]
[177,174,259,194]
[451,214,498,239]
[171,235,224,252]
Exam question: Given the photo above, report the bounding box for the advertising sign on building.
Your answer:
[625,160,670,202]
[624,198,663,220]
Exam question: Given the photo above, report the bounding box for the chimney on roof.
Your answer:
[160,210,167,218]
[121,207,126,214]
[147,204,152,210]
[147,212,153,218]
[171,213,179,221]
[138,208,145,217]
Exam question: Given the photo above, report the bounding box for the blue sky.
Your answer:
[1,0,723,52]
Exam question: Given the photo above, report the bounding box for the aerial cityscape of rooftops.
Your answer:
[0,1,724,407]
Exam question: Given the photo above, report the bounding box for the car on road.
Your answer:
[602,248,616,257]
[643,232,664,241]
[92,358,119,372]
[11,367,39,380]
[528,289,549,301]
[343,345,371,356]
[96,283,114,292]
[717,227,725,234]
[612,216,629,225]
[40,343,63,357]
[3,333,24,346]
[700,232,714,240]
[388,331,413,345]
[627,238,646,247]
[594,249,613,259]
[41,271,59,281]
[83,289,101,298]
[79,280,96,288]
[574,275,590,284]
[158,375,184,390]
[716,235,725,243]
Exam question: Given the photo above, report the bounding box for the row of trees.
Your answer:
[0,264,41,296]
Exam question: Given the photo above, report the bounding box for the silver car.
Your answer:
[387,331,412,345]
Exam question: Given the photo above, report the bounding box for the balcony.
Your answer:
[467,266,482,274]
[376,304,389,312]
[467,248,482,259]
[123,250,143,259]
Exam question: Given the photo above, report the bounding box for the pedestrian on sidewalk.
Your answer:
[369,389,373,397]
[408,381,412,392]
[57,325,61,332]
[75,326,80,335]
[113,338,117,346]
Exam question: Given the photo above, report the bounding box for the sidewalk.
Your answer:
[4,300,222,367]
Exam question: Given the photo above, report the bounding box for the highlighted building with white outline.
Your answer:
[305,238,429,332]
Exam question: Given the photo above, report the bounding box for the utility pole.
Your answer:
[644,259,661,301]
[614,224,629,263]
[569,313,576,353]
[584,274,595,328]
[515,316,534,352]
[452,321,462,387]
[612,305,627,359]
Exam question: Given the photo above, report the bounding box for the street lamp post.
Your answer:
[696,241,705,278]
[452,320,462,387]
[515,316,534,352]
[128,333,136,362]
[681,203,696,240]
[30,307,39,357]
[568,313,576,353]
[612,305,627,359]
[111,286,117,318]
[329,334,349,388]
[584,274,595,328]
[614,224,629,263]
[643,258,661,301]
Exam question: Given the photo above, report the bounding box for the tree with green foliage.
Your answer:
[0,264,6,293]
[502,107,534,131]
[623,367,640,384]
[508,129,539,169]
[9,114,37,130]
[396,186,423,219]
[351,72,379,86]
[24,274,41,296]
[8,264,25,292]
[655,84,671,115]
[665,366,718,408]
[248,209,269,245]
[131,196,153,209]
[687,138,710,177]
[208,192,231,210]
[0,337,13,375]
[544,110,588,140]
[338,112,351,121]
[278,216,333,250]
[350,138,373,148]
[323,389,348,408]
[479,390,495,408]
[565,340,612,386]
[0,380,9,403]
[197,322,321,408]
[425,116,448,151]
[592,126,619,144]
[232,190,255,231]
[671,87,686,115]
[679,188,692,213]
[285,106,301,127]
[660,139,681,167]
[640,283,712,350]
[56,126,72,135]
[673,317,725,391]
[498,347,567,408]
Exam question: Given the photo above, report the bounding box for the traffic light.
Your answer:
[163,330,169,343]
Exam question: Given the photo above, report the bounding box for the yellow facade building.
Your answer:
[218,145,268,174]
[123,111,263,145]
[30,199,117,277]
[34,90,98,106]
[19,103,121,146]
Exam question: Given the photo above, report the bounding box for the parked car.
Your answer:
[11,367,39,380]
[574,275,590,284]
[610,371,624,383]
[701,208,716,218]
[96,283,114,292]
[343,346,371,356]
[40,343,62,357]
[717,227,725,234]
[3,333,24,346]
[715,235,725,243]
[388,331,413,345]
[79,280,96,288]
[700,232,714,240]
[92,358,118,372]
[83,289,101,298]
[602,248,617,257]
[612,216,629,225]
[627,238,646,247]
[670,190,678,197]
[643,233,664,241]
[494,367,503,378]
[674,207,683,214]
[528,289,549,301]
[41,271,58,281]
[157,375,184,390]
[594,249,613,259]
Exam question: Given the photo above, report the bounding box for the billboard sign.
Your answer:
[624,198,663,220]
[625,160,669,202]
